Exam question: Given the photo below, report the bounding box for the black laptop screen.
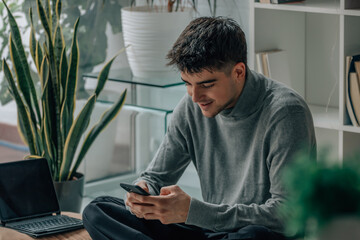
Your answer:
[0,158,60,222]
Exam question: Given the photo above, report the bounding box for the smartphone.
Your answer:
[120,183,150,196]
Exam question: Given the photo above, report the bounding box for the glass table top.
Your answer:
[83,68,184,88]
[82,68,186,112]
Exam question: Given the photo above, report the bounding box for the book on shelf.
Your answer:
[349,71,360,126]
[255,49,292,89]
[345,54,360,127]
[345,56,359,127]
[270,0,305,4]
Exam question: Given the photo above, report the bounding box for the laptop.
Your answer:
[0,158,84,238]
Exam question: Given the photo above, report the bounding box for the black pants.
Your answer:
[82,196,287,240]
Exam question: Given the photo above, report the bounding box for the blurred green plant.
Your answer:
[1,0,127,181]
[281,151,360,238]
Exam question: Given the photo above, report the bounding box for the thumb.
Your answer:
[160,186,173,196]
[136,181,150,193]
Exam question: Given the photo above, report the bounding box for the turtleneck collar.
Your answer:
[219,68,265,120]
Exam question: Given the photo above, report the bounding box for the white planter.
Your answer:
[121,6,193,78]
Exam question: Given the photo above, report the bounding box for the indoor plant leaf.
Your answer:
[60,94,96,181]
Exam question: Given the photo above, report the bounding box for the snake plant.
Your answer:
[1,0,127,182]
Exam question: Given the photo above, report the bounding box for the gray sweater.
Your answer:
[137,69,316,233]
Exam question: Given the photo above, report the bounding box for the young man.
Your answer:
[83,17,316,240]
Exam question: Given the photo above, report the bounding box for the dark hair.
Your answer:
[167,16,247,74]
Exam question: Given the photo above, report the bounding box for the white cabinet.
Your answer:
[250,0,360,162]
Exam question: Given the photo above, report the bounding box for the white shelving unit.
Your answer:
[249,0,360,162]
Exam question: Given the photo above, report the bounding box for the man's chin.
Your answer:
[201,109,218,118]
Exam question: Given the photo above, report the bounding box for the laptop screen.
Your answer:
[0,158,60,223]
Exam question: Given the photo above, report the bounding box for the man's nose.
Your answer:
[190,86,201,103]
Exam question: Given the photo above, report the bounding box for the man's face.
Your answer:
[181,63,246,118]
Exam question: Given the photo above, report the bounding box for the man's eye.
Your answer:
[202,83,214,88]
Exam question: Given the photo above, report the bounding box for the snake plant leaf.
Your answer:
[16,109,28,148]
[2,60,38,155]
[53,23,64,72]
[36,42,44,75]
[59,47,68,103]
[62,18,80,135]
[45,0,52,34]
[9,34,38,126]
[39,0,63,165]
[42,93,56,175]
[29,9,37,66]
[60,94,97,181]
[3,0,41,123]
[94,47,127,97]
[42,66,59,166]
[40,57,49,91]
[56,0,61,20]
[24,155,43,159]
[37,0,51,40]
[70,89,127,179]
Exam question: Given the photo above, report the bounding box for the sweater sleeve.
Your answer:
[135,96,192,195]
[186,107,316,233]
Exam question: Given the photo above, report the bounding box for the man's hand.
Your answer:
[125,183,191,225]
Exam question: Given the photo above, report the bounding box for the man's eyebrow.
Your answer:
[181,78,217,85]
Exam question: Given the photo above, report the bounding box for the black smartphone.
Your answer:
[120,183,150,196]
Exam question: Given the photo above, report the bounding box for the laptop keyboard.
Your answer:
[12,215,83,233]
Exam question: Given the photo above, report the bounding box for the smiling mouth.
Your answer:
[199,101,213,107]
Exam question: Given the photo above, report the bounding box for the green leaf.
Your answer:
[38,0,63,166]
[9,34,38,126]
[59,47,68,104]
[63,18,80,133]
[2,59,38,155]
[53,23,64,73]
[45,0,52,34]
[37,0,51,39]
[40,57,49,91]
[42,86,56,176]
[60,94,97,181]
[70,89,127,178]
[3,0,41,124]
[29,9,37,65]
[94,47,127,96]
[56,0,61,20]
[36,42,44,74]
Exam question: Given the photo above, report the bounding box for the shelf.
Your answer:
[83,68,184,88]
[342,125,360,134]
[254,1,341,14]
[344,9,360,17]
[309,104,340,130]
[83,68,186,113]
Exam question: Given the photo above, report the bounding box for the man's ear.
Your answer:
[233,62,246,82]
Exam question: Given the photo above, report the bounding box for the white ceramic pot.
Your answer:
[121,6,193,78]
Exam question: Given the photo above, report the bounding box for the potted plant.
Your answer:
[281,152,360,240]
[121,0,196,78]
[1,0,127,212]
